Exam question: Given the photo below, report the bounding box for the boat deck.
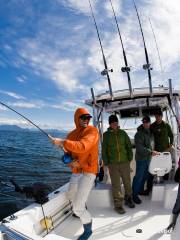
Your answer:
[1,183,179,240]
[49,185,179,240]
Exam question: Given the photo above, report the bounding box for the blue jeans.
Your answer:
[173,181,180,215]
[132,160,150,196]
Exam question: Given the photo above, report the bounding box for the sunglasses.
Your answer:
[80,115,92,121]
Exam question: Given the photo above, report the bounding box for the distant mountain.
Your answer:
[0,124,26,131]
[0,124,67,134]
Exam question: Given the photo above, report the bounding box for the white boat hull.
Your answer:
[0,181,180,240]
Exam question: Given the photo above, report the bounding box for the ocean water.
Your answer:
[0,130,71,220]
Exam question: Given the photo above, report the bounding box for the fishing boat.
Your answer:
[0,85,180,240]
[1,1,180,239]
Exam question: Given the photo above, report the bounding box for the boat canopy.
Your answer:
[85,86,180,118]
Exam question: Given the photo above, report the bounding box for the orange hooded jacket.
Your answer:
[64,108,99,175]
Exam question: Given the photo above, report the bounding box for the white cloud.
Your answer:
[8,101,40,109]
[0,90,25,100]
[104,0,122,18]
[3,0,180,103]
[52,100,85,112]
[6,100,46,109]
[86,0,180,93]
[52,59,87,92]
[18,39,88,92]
[0,118,28,127]
[16,75,27,83]
[144,0,180,70]
[60,0,96,15]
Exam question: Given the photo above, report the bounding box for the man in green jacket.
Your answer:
[132,116,159,204]
[102,115,135,214]
[151,110,174,152]
[150,110,174,183]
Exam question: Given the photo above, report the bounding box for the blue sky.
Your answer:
[0,0,180,130]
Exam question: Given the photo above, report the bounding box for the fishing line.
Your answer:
[148,17,164,75]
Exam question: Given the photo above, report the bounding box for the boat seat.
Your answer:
[149,152,172,177]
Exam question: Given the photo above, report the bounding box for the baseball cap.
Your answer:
[142,116,151,123]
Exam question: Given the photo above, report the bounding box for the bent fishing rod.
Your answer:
[133,0,153,96]
[0,100,49,138]
[88,0,113,100]
[109,0,133,97]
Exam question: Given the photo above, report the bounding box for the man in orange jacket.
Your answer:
[50,108,99,240]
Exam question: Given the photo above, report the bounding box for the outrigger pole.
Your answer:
[109,0,133,98]
[133,0,153,96]
[0,100,49,138]
[88,0,114,100]
[149,17,164,75]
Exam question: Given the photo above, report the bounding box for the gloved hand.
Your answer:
[48,135,64,148]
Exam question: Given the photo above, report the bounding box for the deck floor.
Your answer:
[52,196,179,240]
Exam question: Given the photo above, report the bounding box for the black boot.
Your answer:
[77,222,92,240]
[133,195,142,204]
[166,214,178,232]
[115,206,126,214]
[124,195,135,208]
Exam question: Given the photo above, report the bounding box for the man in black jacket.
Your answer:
[132,116,159,204]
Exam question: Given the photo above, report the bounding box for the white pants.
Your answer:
[67,173,96,224]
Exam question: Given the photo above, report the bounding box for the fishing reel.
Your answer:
[101,68,113,76]
[143,63,153,70]
[61,153,73,164]
[121,66,131,72]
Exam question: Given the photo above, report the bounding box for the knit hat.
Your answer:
[109,115,118,124]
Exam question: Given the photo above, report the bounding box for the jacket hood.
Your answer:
[74,108,91,128]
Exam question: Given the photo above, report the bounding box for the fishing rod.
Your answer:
[133,0,153,96]
[109,0,133,97]
[149,17,164,75]
[88,0,114,99]
[0,100,49,138]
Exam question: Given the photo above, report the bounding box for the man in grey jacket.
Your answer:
[132,116,159,204]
